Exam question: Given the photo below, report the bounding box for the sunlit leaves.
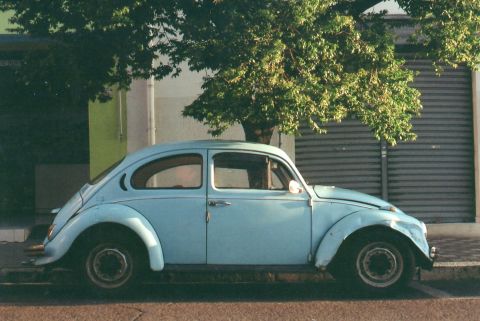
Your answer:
[399,0,480,70]
[177,1,421,144]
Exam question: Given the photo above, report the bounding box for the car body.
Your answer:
[29,140,436,295]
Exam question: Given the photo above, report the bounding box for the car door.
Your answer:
[120,150,207,264]
[207,150,311,265]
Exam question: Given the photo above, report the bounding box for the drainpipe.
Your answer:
[380,139,389,201]
[147,76,156,146]
[118,90,124,141]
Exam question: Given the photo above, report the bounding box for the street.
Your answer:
[1,280,480,321]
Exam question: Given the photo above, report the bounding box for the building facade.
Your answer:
[1,1,480,244]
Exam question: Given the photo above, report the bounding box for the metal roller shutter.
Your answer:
[295,59,474,223]
[296,121,382,197]
[387,60,474,223]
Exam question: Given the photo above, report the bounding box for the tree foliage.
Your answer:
[0,1,176,102]
[1,0,480,144]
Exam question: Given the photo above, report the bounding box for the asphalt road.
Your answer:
[1,280,480,321]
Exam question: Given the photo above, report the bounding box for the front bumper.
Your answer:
[24,244,45,257]
[430,246,438,261]
[421,246,438,270]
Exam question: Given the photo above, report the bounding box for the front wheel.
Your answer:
[82,239,141,296]
[345,232,415,294]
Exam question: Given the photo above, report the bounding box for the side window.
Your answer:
[131,154,202,189]
[213,153,294,190]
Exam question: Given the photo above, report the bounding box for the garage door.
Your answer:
[295,60,474,223]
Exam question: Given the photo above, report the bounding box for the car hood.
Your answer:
[313,185,393,209]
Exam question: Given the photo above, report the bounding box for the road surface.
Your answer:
[1,280,480,321]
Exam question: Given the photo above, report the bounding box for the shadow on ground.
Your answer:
[0,281,428,305]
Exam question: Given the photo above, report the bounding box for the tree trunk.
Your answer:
[242,122,275,144]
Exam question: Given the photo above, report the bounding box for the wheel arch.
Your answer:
[327,225,428,271]
[314,210,431,270]
[36,204,165,271]
[65,222,149,268]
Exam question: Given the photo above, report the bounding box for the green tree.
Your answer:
[2,0,480,144]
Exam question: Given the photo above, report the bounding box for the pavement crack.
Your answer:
[123,305,145,321]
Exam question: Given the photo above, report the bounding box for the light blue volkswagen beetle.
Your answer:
[28,140,435,295]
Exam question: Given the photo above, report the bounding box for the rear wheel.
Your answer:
[82,238,142,296]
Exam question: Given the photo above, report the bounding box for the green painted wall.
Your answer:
[88,88,127,179]
[0,11,15,34]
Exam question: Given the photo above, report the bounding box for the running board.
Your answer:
[163,264,318,273]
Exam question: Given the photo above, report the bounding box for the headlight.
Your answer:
[47,224,56,241]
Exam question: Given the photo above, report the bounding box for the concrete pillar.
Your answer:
[473,71,480,223]
[126,79,149,153]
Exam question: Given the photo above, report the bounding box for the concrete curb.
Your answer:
[427,223,480,238]
[419,262,480,281]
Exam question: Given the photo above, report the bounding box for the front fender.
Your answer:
[35,204,165,271]
[314,209,430,269]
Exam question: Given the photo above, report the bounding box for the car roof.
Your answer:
[123,140,290,164]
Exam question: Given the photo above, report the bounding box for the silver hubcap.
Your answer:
[88,247,132,288]
[356,242,403,288]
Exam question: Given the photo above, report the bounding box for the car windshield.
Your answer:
[89,157,125,185]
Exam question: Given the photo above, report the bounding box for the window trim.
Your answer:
[130,153,204,190]
[269,158,293,191]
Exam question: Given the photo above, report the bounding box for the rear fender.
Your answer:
[35,204,165,271]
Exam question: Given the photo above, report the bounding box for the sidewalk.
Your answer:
[421,236,480,280]
[1,224,480,283]
[420,223,480,281]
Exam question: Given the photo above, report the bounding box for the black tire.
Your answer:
[81,237,143,297]
[341,231,415,294]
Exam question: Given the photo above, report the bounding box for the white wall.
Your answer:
[366,0,406,14]
[154,64,244,143]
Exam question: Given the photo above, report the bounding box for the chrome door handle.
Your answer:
[208,200,232,207]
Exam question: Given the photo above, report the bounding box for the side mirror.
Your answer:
[288,180,304,194]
